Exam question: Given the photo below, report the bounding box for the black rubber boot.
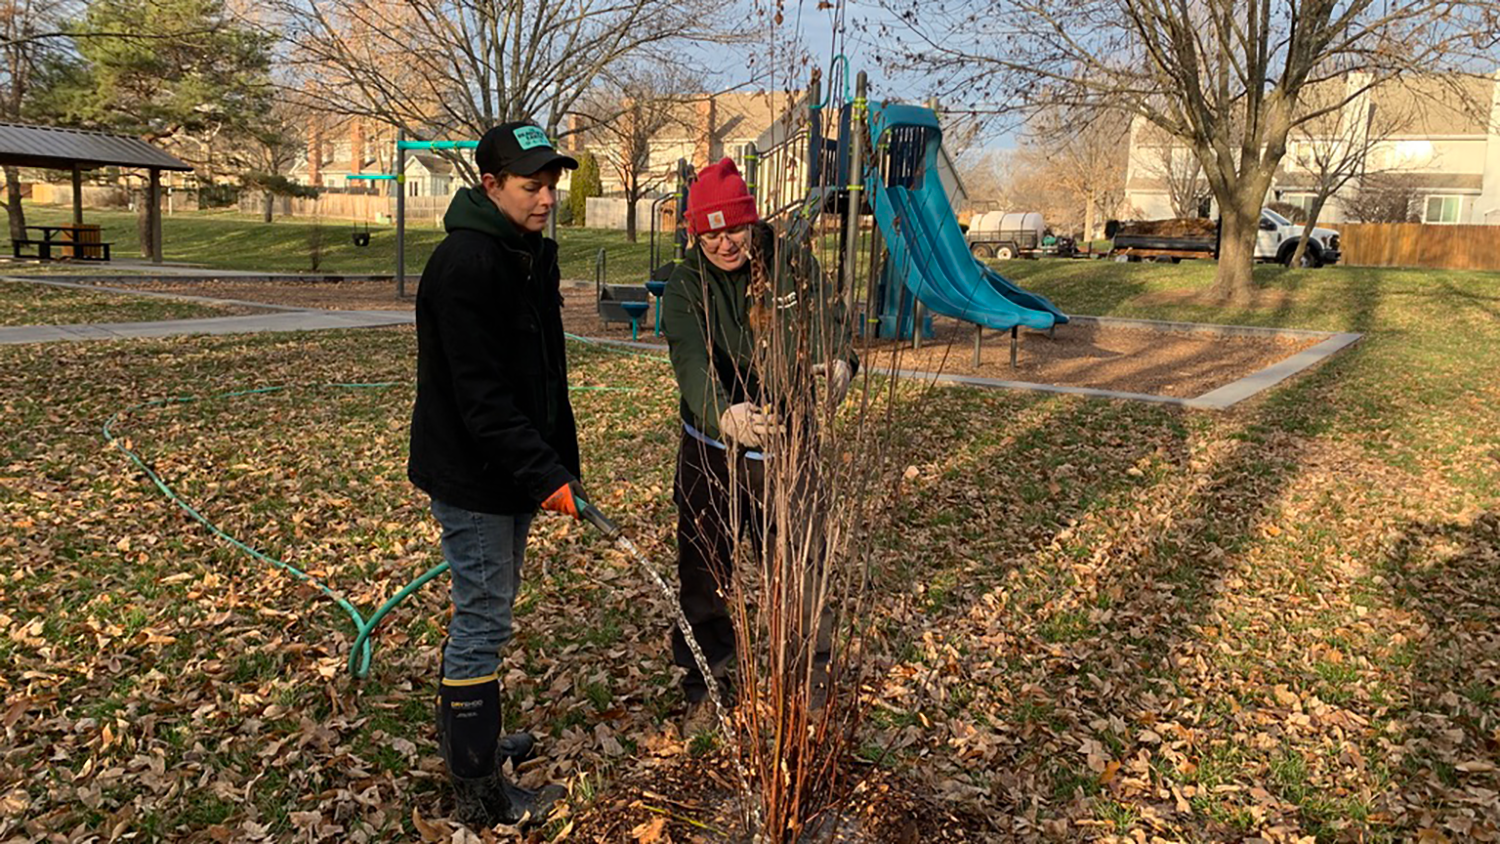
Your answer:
[497,732,536,767]
[437,677,564,828]
[448,768,566,829]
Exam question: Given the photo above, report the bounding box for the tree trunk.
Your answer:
[1210,204,1260,306]
[3,166,26,241]
[1289,195,1328,270]
[136,188,154,258]
[624,191,638,243]
[263,190,274,223]
[1083,194,1097,243]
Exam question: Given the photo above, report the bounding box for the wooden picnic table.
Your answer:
[12,223,112,261]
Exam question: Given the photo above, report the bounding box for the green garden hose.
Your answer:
[103,333,667,678]
[103,383,402,678]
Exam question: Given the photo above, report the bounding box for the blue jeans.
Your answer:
[431,498,533,681]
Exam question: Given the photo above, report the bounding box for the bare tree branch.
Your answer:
[879,0,1495,302]
[256,0,748,188]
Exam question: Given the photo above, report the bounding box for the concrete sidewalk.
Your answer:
[0,310,413,345]
[0,275,412,345]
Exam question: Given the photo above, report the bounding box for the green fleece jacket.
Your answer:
[661,223,857,441]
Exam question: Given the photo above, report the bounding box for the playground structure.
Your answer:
[364,69,1066,362]
[356,60,1065,355]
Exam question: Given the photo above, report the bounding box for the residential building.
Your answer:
[569,90,799,201]
[1122,70,1500,224]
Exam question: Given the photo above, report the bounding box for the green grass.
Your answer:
[0,278,243,325]
[21,203,656,282]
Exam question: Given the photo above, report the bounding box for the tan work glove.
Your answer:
[812,360,854,406]
[718,402,783,449]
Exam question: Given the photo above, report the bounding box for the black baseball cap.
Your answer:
[476,122,579,177]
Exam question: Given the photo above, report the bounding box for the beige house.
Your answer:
[1123,70,1500,224]
[569,91,798,200]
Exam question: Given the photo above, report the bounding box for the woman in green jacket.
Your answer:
[661,158,857,732]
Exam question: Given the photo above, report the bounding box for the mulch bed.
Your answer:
[562,746,986,843]
[860,317,1322,398]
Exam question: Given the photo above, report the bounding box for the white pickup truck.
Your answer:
[1257,208,1341,267]
[1108,208,1342,267]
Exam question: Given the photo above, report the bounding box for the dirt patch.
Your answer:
[566,290,1318,400]
[51,278,1319,399]
[61,278,617,317]
[565,750,981,842]
[862,317,1321,398]
[67,277,419,311]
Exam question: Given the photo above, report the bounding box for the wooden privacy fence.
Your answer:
[237,193,452,224]
[1338,223,1500,271]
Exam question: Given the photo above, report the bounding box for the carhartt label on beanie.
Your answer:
[687,158,759,235]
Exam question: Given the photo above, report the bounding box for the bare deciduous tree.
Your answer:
[571,68,701,242]
[1137,133,1213,220]
[954,148,1018,216]
[880,0,1497,304]
[1341,172,1422,223]
[1283,78,1423,266]
[0,0,82,239]
[1020,107,1130,240]
[265,0,745,185]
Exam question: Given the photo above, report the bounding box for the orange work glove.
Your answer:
[540,480,586,519]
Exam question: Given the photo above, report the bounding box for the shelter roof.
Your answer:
[0,122,193,171]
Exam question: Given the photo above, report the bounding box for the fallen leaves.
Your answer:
[3,274,1500,842]
[630,815,668,842]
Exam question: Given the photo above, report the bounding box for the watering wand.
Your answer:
[570,493,736,731]
[572,491,760,826]
[574,493,622,540]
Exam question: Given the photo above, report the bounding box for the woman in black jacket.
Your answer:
[408,122,581,828]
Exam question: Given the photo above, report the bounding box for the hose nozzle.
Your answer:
[575,495,622,540]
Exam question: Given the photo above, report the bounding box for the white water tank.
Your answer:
[971,211,1045,235]
[997,211,1045,236]
[969,210,1004,232]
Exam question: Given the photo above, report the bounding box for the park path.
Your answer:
[0,274,1361,411]
[0,275,412,345]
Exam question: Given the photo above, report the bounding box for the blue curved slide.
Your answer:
[865,102,1067,331]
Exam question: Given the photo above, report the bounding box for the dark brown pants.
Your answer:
[672,430,832,703]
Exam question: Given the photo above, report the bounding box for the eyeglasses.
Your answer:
[699,225,750,248]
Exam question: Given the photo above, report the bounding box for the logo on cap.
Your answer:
[513,126,551,150]
[708,211,726,229]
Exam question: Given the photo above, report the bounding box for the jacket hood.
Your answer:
[444,186,530,250]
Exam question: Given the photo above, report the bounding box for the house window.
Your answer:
[1424,195,1461,224]
[1282,193,1318,217]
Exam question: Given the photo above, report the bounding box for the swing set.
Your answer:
[343,173,395,247]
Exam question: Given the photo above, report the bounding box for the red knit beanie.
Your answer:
[686,158,759,235]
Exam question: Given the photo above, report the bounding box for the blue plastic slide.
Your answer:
[865,102,1067,331]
